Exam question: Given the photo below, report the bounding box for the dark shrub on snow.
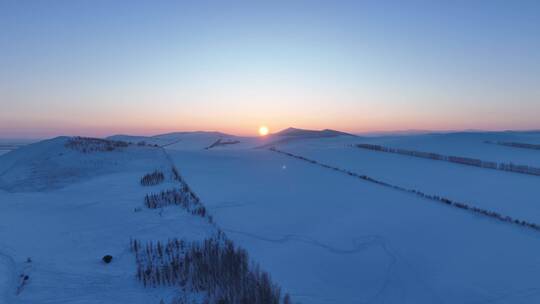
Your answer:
[102,255,113,264]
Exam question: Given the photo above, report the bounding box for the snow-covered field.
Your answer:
[0,140,34,157]
[277,136,540,225]
[1,130,540,303]
[366,131,540,167]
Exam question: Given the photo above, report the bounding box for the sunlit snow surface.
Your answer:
[1,131,540,303]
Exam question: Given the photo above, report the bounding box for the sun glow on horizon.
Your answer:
[258,126,269,136]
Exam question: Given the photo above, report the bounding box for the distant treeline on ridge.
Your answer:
[355,143,540,176]
[485,140,540,151]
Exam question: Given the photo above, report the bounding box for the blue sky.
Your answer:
[1,0,539,137]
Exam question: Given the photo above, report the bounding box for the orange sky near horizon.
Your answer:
[2,1,540,139]
[2,111,539,139]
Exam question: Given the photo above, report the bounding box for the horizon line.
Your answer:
[2,127,540,141]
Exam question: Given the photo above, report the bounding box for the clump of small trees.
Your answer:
[141,170,165,186]
[136,141,160,147]
[143,167,210,221]
[65,137,129,153]
[131,236,289,304]
[355,143,540,176]
[144,188,208,218]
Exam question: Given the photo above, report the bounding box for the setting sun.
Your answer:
[258,126,269,136]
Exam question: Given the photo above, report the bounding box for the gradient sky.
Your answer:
[1,0,539,138]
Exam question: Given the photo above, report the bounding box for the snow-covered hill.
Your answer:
[108,131,252,150]
[109,128,357,151]
[0,137,170,192]
[273,127,355,138]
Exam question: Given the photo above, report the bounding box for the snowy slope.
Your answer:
[0,137,171,192]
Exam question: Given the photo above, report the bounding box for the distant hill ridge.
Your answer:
[274,127,355,138]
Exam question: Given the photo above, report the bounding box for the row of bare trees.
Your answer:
[486,141,540,151]
[65,136,129,153]
[205,139,241,150]
[270,147,540,233]
[355,143,540,176]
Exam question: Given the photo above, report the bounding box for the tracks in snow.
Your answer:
[223,228,404,303]
[223,228,387,255]
[0,250,16,304]
[223,227,448,304]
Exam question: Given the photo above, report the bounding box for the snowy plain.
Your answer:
[0,140,36,158]
[1,130,540,303]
